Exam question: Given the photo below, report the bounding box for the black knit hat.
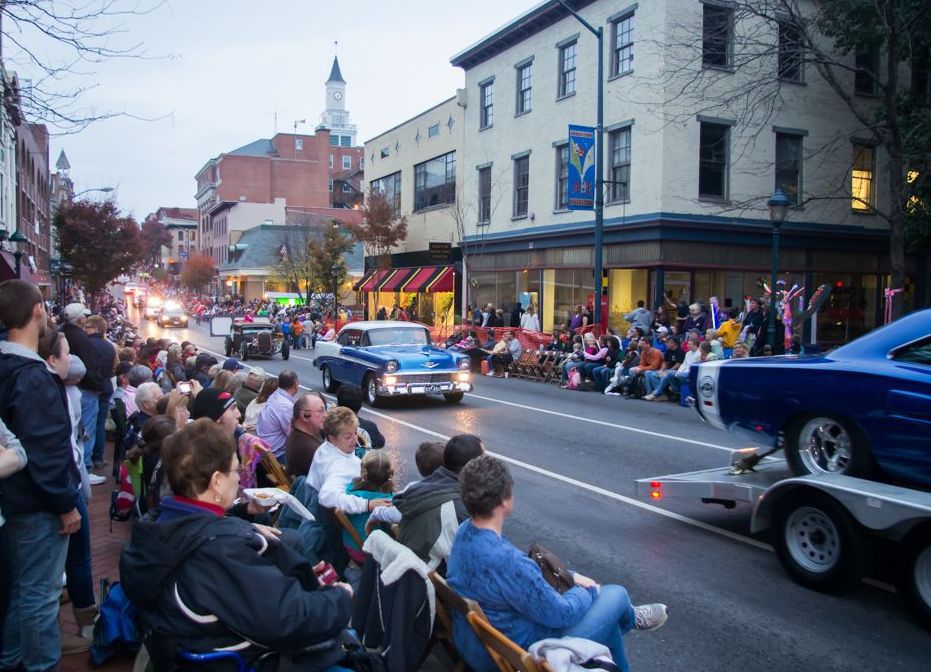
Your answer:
[190,388,237,422]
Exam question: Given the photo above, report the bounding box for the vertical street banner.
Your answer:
[568,124,596,210]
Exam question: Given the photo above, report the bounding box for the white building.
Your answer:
[449,0,903,344]
[318,55,358,147]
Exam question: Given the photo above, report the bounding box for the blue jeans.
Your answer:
[561,585,635,672]
[92,392,111,465]
[592,365,614,390]
[0,511,70,672]
[654,371,686,398]
[644,370,663,396]
[65,491,94,609]
[80,389,99,469]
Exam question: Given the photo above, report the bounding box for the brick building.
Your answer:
[148,206,198,275]
[15,120,51,291]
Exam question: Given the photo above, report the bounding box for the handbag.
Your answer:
[528,544,574,593]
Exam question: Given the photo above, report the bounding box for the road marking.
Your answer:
[147,333,898,593]
[466,392,736,452]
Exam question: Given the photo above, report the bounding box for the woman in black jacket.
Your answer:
[120,419,353,671]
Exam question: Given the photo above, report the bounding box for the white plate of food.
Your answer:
[243,487,288,508]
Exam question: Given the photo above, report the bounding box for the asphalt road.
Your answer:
[133,309,929,670]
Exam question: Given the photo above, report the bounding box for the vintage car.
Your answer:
[691,309,931,489]
[224,319,290,361]
[314,321,471,406]
[156,302,188,328]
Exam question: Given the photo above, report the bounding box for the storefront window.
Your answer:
[608,269,649,332]
[552,268,594,330]
[815,273,878,345]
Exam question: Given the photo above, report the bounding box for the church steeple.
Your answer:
[319,41,356,146]
[327,55,345,84]
[56,149,71,175]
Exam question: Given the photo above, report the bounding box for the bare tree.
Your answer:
[275,220,317,304]
[637,0,930,317]
[1,0,166,133]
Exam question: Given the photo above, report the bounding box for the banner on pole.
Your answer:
[567,124,596,210]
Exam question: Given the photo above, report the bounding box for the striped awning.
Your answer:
[401,265,455,293]
[376,267,416,292]
[353,269,389,292]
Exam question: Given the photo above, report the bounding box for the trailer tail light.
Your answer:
[649,482,662,500]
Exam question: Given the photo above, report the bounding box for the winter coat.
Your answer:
[0,341,78,516]
[120,496,352,671]
[60,323,103,392]
[352,531,435,672]
[393,467,468,568]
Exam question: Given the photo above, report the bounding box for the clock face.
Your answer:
[333,91,342,101]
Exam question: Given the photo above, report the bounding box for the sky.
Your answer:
[9,0,539,220]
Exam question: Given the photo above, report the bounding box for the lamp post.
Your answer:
[766,189,790,349]
[556,0,604,327]
[73,187,113,199]
[330,263,340,315]
[8,229,27,278]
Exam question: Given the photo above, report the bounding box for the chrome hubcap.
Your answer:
[798,418,852,474]
[785,506,840,573]
[323,368,330,387]
[367,377,377,403]
[915,546,931,610]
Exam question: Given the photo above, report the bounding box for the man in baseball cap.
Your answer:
[190,388,241,436]
[221,358,244,372]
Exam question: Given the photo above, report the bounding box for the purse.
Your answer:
[528,543,574,593]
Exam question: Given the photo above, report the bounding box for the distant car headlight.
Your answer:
[458,372,471,382]
[458,359,471,370]
[383,375,398,386]
[385,360,399,373]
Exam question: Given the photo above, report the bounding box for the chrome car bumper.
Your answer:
[377,373,472,396]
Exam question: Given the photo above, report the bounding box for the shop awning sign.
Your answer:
[568,124,595,210]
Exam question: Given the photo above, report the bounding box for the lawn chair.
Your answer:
[333,508,364,549]
[260,451,292,491]
[514,350,538,378]
[466,612,555,672]
[428,571,484,672]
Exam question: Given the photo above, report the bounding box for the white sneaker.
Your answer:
[643,394,656,401]
[87,474,107,486]
[485,371,495,376]
[605,391,621,397]
[634,603,668,631]
[504,372,509,378]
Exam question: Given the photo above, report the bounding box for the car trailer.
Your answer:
[636,449,931,629]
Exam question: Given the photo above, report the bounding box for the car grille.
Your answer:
[398,373,455,383]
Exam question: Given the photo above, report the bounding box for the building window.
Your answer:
[328,154,334,169]
[558,41,577,97]
[328,178,334,192]
[340,136,351,147]
[428,123,440,137]
[555,145,569,210]
[478,166,491,225]
[702,4,732,69]
[775,133,803,205]
[343,155,351,170]
[611,13,634,76]
[698,122,729,199]
[608,127,631,203]
[330,135,339,146]
[371,171,402,215]
[360,157,365,170]
[380,147,390,158]
[516,62,532,114]
[342,182,353,193]
[778,20,803,82]
[513,155,530,217]
[480,80,494,129]
[855,48,879,95]
[851,144,875,211]
[414,151,456,211]
[295,138,304,151]
[178,230,184,241]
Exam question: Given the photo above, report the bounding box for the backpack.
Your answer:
[109,457,143,529]
[566,367,582,390]
[90,580,142,666]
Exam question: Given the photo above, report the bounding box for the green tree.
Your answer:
[309,224,355,305]
[55,200,142,294]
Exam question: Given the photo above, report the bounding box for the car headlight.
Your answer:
[458,359,471,370]
[383,375,398,386]
[458,371,471,382]
[385,360,399,373]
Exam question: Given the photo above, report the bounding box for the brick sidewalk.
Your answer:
[60,456,136,672]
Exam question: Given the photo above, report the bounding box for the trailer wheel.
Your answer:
[773,489,868,593]
[896,526,931,630]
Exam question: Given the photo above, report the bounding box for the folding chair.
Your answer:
[333,508,364,549]
[429,571,484,672]
[260,451,292,491]
[466,612,555,672]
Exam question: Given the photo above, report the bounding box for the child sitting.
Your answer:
[343,450,395,564]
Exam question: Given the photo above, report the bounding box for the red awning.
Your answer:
[352,269,376,291]
[376,267,415,292]
[356,269,390,292]
[0,250,40,285]
[401,265,455,293]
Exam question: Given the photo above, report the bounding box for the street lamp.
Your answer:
[766,189,791,349]
[8,229,27,278]
[73,187,113,198]
[556,0,604,327]
[330,263,340,315]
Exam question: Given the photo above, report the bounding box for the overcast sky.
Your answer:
[15,0,537,220]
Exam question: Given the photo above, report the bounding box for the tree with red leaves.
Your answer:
[55,200,142,294]
[348,190,407,269]
[140,218,172,266]
[180,254,216,292]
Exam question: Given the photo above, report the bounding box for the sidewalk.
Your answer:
[60,458,136,672]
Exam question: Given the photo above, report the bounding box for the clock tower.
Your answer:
[319,54,357,146]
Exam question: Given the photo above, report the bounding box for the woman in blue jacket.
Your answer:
[447,455,668,672]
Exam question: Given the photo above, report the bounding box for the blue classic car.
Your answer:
[314,321,472,406]
[691,309,931,489]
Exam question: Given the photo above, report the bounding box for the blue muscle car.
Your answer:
[691,309,931,489]
[313,321,472,406]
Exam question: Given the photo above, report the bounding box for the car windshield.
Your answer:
[241,326,272,334]
[163,307,185,316]
[366,327,429,346]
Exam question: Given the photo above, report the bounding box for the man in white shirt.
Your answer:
[257,370,299,461]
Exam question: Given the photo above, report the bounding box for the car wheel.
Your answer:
[773,489,869,593]
[444,392,464,404]
[224,338,232,357]
[364,374,383,407]
[321,365,338,393]
[785,415,872,478]
[240,342,249,361]
[281,341,290,361]
[896,525,931,630]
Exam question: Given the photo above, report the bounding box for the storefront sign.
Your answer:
[429,241,452,263]
[568,124,595,210]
